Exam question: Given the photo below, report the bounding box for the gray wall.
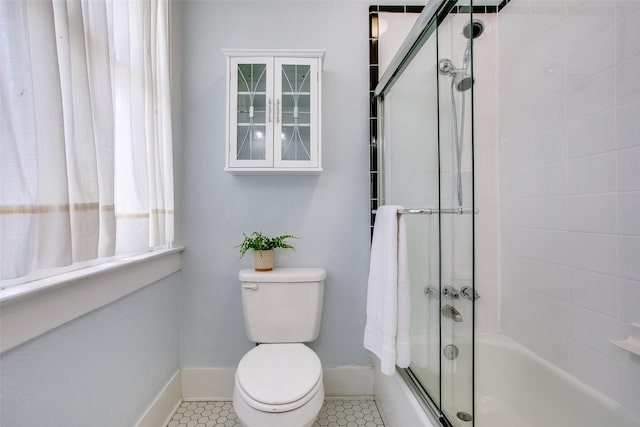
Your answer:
[0,274,181,427]
[179,1,372,367]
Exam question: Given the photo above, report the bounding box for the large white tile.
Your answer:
[502,254,537,289]
[567,68,615,122]
[498,102,532,143]
[618,278,640,323]
[531,229,570,265]
[531,1,567,40]
[566,0,615,53]
[567,110,615,158]
[531,196,568,231]
[500,168,532,199]
[498,1,534,56]
[616,54,640,106]
[569,232,617,275]
[567,25,614,87]
[500,137,532,172]
[537,295,571,336]
[617,235,640,281]
[570,306,623,359]
[567,151,616,195]
[500,198,532,228]
[532,162,567,197]
[569,268,618,317]
[616,8,640,62]
[567,193,616,234]
[535,261,570,301]
[531,91,566,133]
[530,23,567,96]
[618,192,640,235]
[616,101,640,149]
[568,341,620,401]
[532,126,567,166]
[616,0,640,22]
[617,147,640,192]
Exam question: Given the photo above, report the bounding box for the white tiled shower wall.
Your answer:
[497,0,640,417]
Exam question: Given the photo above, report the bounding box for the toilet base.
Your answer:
[233,382,324,427]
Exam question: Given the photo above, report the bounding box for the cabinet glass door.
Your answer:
[230,58,273,167]
[274,58,318,168]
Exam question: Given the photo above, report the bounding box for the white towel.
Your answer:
[363,205,411,375]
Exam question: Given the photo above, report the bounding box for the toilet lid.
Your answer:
[237,343,322,406]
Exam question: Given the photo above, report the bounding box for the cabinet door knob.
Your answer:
[276,98,280,123]
[268,99,272,123]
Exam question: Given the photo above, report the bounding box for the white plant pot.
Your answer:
[253,249,274,271]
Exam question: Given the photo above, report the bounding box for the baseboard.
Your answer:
[135,370,182,427]
[181,368,236,400]
[181,366,374,400]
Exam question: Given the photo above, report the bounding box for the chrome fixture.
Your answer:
[461,286,480,301]
[462,19,485,40]
[442,286,460,300]
[438,58,473,93]
[438,18,485,208]
[442,304,463,322]
[424,286,439,299]
[457,411,473,422]
[372,207,479,215]
[443,344,459,360]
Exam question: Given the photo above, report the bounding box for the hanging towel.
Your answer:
[364,205,411,375]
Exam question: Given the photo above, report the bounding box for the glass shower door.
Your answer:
[380,17,442,409]
[376,4,476,427]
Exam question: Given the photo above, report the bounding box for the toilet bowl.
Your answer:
[233,268,327,427]
[233,343,324,427]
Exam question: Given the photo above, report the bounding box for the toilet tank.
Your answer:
[239,267,326,343]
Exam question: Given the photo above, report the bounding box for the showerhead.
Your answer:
[439,59,473,92]
[462,19,484,39]
[454,73,474,92]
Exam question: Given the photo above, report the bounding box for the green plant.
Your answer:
[237,231,297,257]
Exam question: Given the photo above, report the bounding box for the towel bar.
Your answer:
[371,208,478,215]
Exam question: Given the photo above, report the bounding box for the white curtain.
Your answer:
[0,0,174,282]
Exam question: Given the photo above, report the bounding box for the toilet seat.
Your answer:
[236,343,322,413]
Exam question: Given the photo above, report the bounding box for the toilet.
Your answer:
[233,267,327,427]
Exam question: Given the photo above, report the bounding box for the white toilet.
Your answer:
[233,267,327,427]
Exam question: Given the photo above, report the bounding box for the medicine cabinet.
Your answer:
[224,49,325,174]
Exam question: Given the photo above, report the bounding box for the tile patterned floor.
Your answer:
[166,399,385,427]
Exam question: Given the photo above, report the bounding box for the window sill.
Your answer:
[0,247,184,353]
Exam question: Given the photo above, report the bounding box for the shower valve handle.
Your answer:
[442,286,460,300]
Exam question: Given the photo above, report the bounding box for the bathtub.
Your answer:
[475,334,638,427]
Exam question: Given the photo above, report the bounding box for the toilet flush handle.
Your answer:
[242,283,258,290]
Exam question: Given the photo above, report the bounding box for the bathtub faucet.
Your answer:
[441,304,463,322]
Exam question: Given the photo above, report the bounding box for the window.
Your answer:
[0,0,174,287]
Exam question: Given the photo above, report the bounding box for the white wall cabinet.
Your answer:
[224,50,325,174]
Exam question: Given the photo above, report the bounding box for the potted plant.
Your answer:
[237,231,297,271]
